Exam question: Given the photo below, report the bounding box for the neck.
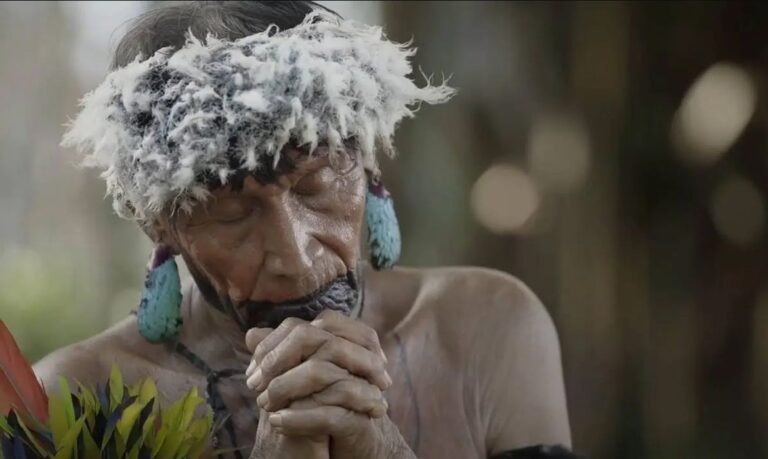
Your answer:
[184,282,252,366]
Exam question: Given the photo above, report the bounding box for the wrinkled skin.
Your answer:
[34,147,572,458]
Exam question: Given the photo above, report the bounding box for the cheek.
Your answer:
[176,228,260,292]
[310,176,366,266]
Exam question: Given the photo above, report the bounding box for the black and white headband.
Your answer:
[61,9,456,221]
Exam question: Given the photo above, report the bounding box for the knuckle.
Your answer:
[305,360,327,385]
[311,317,331,331]
[368,350,382,368]
[305,358,321,372]
[266,380,284,402]
[253,341,268,360]
[280,317,303,331]
[334,379,357,398]
[364,351,384,376]
[317,380,344,403]
[351,381,369,404]
[318,309,340,321]
[359,380,378,399]
[289,398,318,410]
[294,322,313,336]
[371,398,388,417]
[341,379,369,406]
[363,327,380,348]
[260,351,279,374]
[318,337,340,359]
[245,328,258,344]
[305,358,325,377]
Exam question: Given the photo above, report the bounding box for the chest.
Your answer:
[141,330,486,459]
[380,328,487,459]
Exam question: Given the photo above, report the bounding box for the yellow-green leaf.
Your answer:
[127,379,141,399]
[156,430,184,459]
[0,416,11,435]
[15,413,47,455]
[187,414,214,459]
[48,394,69,449]
[139,412,157,451]
[162,396,184,431]
[108,365,124,411]
[57,377,75,427]
[116,402,145,456]
[137,378,158,406]
[174,441,192,459]
[152,424,168,457]
[53,415,86,459]
[75,382,98,431]
[81,426,100,458]
[178,387,204,431]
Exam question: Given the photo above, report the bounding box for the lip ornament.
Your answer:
[243,274,360,328]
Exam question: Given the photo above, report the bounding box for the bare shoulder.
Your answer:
[409,265,556,342]
[32,316,149,393]
[402,266,571,450]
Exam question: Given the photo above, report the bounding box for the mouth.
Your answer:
[241,272,360,329]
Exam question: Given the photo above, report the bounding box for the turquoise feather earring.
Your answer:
[137,245,183,343]
[366,175,401,270]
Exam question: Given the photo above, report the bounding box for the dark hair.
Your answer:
[111,1,341,70]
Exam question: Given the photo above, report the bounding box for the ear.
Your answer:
[140,216,182,255]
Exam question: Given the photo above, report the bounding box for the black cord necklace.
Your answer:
[161,269,367,458]
[168,341,251,459]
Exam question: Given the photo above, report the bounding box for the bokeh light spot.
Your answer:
[471,164,540,234]
[527,110,592,192]
[710,175,765,246]
[672,62,757,165]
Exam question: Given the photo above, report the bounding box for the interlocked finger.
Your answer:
[257,359,348,411]
[257,359,387,417]
[247,323,391,392]
[311,310,387,362]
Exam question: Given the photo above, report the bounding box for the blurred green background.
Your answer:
[2,1,768,457]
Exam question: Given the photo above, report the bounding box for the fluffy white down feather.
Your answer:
[60,10,456,221]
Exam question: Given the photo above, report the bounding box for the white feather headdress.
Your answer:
[61,10,456,221]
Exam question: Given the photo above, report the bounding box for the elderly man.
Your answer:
[33,1,574,458]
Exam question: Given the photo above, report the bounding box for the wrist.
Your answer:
[376,416,417,459]
[386,443,418,459]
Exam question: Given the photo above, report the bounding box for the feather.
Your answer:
[0,321,48,424]
[60,9,457,222]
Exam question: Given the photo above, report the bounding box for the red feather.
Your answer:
[0,320,48,424]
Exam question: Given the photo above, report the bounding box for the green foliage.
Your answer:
[0,366,215,458]
[0,248,104,363]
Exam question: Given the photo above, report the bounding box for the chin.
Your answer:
[241,272,360,328]
[191,267,361,330]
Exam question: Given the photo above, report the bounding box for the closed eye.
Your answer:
[293,166,335,195]
[185,200,253,227]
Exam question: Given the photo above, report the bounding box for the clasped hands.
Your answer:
[244,310,413,459]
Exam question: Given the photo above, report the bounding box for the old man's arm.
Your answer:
[473,271,576,458]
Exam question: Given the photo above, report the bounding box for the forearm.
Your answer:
[378,416,418,459]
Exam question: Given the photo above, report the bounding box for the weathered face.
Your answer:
[155,146,367,328]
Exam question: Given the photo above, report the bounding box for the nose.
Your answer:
[261,197,319,278]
